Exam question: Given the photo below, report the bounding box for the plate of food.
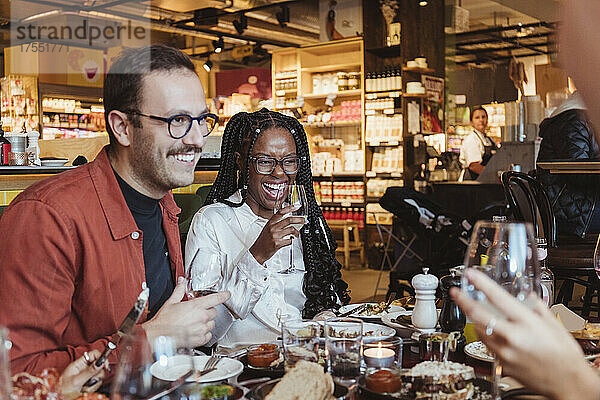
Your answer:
[316,321,395,343]
[248,360,348,400]
[150,355,244,383]
[338,302,405,319]
[391,296,442,310]
[464,341,495,363]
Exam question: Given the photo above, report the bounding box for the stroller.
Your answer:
[377,187,474,296]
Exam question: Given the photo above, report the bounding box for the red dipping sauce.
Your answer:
[365,369,402,394]
[247,344,280,368]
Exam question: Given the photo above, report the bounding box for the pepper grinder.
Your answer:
[440,267,467,355]
[411,267,439,333]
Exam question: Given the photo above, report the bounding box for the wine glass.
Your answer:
[594,235,600,280]
[185,250,226,299]
[111,326,195,400]
[461,220,540,399]
[274,184,308,274]
[0,327,11,400]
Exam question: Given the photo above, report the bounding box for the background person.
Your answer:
[0,45,229,373]
[459,106,498,180]
[536,91,600,237]
[186,109,350,346]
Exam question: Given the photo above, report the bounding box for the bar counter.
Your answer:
[0,166,219,191]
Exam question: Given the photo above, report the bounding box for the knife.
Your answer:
[144,368,217,400]
[83,287,150,388]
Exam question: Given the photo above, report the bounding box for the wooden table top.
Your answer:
[537,160,600,174]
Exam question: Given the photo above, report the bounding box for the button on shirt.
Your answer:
[459,129,494,168]
[185,190,306,347]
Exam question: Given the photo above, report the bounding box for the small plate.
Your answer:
[381,311,416,338]
[464,341,495,363]
[240,354,284,379]
[40,158,69,167]
[150,355,244,383]
[338,303,405,319]
[316,321,395,343]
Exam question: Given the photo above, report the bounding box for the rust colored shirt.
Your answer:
[0,148,184,374]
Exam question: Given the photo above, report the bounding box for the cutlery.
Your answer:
[83,287,150,388]
[338,304,367,317]
[383,291,397,313]
[195,367,217,379]
[144,369,195,400]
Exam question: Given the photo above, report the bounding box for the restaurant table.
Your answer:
[537,160,600,174]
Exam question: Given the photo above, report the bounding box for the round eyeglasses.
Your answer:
[129,111,219,139]
[249,156,301,175]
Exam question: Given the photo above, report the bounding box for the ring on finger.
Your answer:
[485,318,497,336]
[83,351,92,365]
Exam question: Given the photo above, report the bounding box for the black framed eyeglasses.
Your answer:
[249,155,301,175]
[128,111,219,139]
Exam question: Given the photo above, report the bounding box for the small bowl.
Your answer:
[247,344,281,369]
[365,368,403,394]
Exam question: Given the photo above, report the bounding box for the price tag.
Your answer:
[391,172,402,178]
[341,201,351,207]
[325,94,337,107]
[365,110,376,115]
[389,140,399,146]
[276,90,286,96]
[383,109,395,114]
[366,94,377,100]
[366,171,376,177]
[369,140,380,146]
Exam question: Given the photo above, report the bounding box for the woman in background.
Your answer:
[459,106,498,180]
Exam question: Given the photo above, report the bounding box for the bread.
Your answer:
[265,360,334,400]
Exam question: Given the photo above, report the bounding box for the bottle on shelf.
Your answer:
[0,123,10,166]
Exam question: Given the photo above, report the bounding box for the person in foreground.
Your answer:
[185,109,350,346]
[451,269,600,400]
[0,44,229,374]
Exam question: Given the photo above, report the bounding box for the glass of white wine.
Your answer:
[461,220,540,399]
[274,184,308,274]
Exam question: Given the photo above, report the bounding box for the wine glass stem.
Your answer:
[289,237,294,273]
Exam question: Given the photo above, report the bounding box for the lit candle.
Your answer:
[363,345,395,368]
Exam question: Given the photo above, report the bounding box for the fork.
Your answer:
[195,355,221,378]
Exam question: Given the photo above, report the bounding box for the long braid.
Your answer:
[206,109,351,317]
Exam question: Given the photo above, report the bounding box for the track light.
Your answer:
[233,13,248,35]
[276,5,290,28]
[203,59,213,72]
[419,1,428,6]
[212,36,224,53]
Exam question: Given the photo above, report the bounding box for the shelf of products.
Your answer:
[321,206,365,228]
[366,178,402,200]
[313,180,365,204]
[41,97,105,139]
[365,67,402,93]
[303,89,361,99]
[0,76,39,133]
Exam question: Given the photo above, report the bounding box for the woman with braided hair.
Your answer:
[185,108,350,346]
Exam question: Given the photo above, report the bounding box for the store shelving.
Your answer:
[302,90,362,99]
[301,63,361,73]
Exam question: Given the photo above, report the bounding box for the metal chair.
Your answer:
[501,171,599,317]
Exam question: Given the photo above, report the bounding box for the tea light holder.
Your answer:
[362,338,403,369]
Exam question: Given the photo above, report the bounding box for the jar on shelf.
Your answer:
[337,72,348,92]
[347,72,360,90]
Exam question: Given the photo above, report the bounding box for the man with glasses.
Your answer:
[0,45,230,374]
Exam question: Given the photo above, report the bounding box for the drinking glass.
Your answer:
[461,220,540,399]
[594,235,600,280]
[111,327,195,400]
[325,317,363,385]
[281,320,320,370]
[185,249,226,299]
[274,184,308,274]
[0,327,11,400]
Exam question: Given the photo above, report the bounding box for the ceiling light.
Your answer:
[203,59,213,72]
[213,36,224,53]
[419,1,428,6]
[276,5,290,28]
[233,13,248,35]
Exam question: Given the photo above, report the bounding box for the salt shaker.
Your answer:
[411,267,439,332]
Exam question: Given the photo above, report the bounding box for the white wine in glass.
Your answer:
[274,184,308,274]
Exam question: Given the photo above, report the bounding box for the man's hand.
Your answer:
[59,350,106,399]
[142,278,230,347]
[250,205,306,265]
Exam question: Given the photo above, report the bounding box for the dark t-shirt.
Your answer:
[114,172,174,318]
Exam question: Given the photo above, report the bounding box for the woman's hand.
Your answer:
[250,205,306,265]
[451,269,600,400]
[59,350,107,399]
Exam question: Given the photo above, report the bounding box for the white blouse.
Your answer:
[459,129,494,168]
[185,190,306,347]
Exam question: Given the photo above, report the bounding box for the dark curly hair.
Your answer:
[206,109,351,318]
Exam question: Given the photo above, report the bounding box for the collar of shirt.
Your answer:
[473,129,492,145]
[90,147,181,240]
